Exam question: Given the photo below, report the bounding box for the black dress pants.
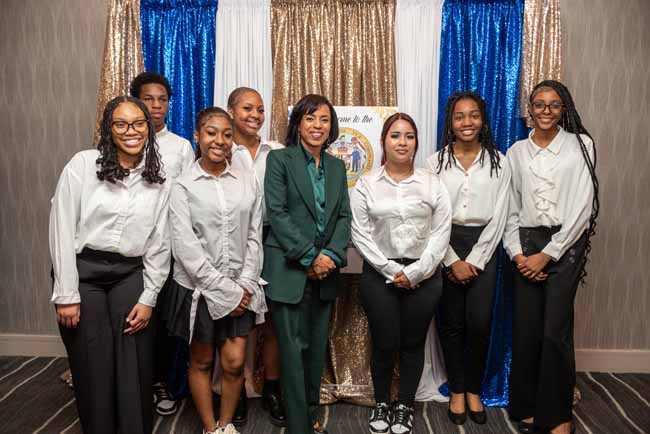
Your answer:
[59,248,154,434]
[360,260,442,405]
[439,225,497,394]
[509,227,587,430]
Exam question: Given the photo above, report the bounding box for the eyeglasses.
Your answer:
[531,101,564,113]
[111,119,148,134]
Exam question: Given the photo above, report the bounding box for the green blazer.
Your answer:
[262,145,352,304]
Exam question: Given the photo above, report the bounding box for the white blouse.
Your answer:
[351,166,452,285]
[156,126,195,179]
[49,149,171,307]
[230,138,285,223]
[170,161,265,340]
[503,127,595,261]
[426,149,511,270]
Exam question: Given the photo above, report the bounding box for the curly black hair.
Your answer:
[529,80,599,284]
[96,96,165,184]
[437,91,501,177]
[286,94,339,149]
[193,106,233,160]
[129,72,172,99]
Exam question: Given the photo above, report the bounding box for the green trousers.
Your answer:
[270,283,332,434]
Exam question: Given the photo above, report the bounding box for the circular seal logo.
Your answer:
[327,127,374,187]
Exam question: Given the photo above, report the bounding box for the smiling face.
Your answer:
[451,98,482,146]
[194,114,233,165]
[298,104,331,152]
[111,102,149,164]
[382,119,417,165]
[529,88,565,132]
[139,83,169,132]
[229,90,265,137]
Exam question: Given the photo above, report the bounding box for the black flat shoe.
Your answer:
[262,380,287,427]
[468,408,487,424]
[448,403,466,425]
[517,420,539,434]
[232,388,247,427]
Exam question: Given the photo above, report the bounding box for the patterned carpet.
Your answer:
[1,356,648,434]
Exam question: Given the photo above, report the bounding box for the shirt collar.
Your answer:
[192,159,237,180]
[528,126,566,155]
[375,165,420,184]
[300,143,326,164]
[155,125,169,140]
[232,138,272,155]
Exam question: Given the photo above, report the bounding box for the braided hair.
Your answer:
[96,96,164,184]
[529,80,599,284]
[437,92,501,177]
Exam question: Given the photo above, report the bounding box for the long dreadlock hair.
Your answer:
[437,92,501,177]
[529,80,599,284]
[96,96,164,184]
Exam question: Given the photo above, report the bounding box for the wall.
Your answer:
[561,0,650,350]
[0,0,648,359]
[0,0,106,335]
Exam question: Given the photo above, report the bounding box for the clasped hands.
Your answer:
[231,283,253,317]
[513,252,551,281]
[56,302,153,335]
[446,260,480,285]
[306,253,336,280]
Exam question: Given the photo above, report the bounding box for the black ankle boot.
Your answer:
[262,379,287,427]
[232,387,247,427]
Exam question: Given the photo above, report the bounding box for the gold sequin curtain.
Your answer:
[269,0,396,405]
[519,0,562,120]
[269,0,397,142]
[93,0,145,144]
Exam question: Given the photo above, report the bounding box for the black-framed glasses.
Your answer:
[111,119,148,134]
[531,101,564,113]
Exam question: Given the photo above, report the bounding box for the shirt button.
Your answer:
[463,204,468,208]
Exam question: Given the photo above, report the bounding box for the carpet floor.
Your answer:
[1,357,648,434]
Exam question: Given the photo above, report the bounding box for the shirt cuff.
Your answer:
[402,263,424,287]
[505,243,523,260]
[51,293,81,305]
[465,249,487,271]
[320,249,342,267]
[541,243,562,262]
[138,289,158,307]
[299,246,319,267]
[443,247,461,267]
[381,260,404,281]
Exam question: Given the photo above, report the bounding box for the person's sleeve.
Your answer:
[169,181,242,302]
[49,156,84,305]
[503,152,523,259]
[139,183,172,307]
[240,176,264,282]
[402,180,452,286]
[542,138,595,260]
[264,151,317,261]
[350,177,403,280]
[442,246,461,268]
[466,160,512,270]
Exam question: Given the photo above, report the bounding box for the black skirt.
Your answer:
[166,280,254,344]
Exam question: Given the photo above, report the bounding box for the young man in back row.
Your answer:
[130,72,194,416]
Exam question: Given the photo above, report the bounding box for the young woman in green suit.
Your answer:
[263,94,352,434]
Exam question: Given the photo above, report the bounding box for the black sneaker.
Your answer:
[153,382,178,416]
[390,403,414,434]
[368,402,391,434]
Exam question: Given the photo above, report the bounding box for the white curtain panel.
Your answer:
[214,0,273,140]
[395,0,448,401]
[395,0,444,169]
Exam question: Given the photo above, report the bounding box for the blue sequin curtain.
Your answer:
[140,0,218,144]
[437,0,527,407]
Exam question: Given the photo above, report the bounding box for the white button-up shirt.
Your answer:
[49,149,171,307]
[503,127,595,261]
[426,149,511,270]
[156,126,195,179]
[230,138,284,223]
[170,161,265,340]
[350,166,452,285]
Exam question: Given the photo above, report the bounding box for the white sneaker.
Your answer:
[153,382,179,416]
[390,403,414,434]
[369,402,391,433]
[220,423,240,434]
